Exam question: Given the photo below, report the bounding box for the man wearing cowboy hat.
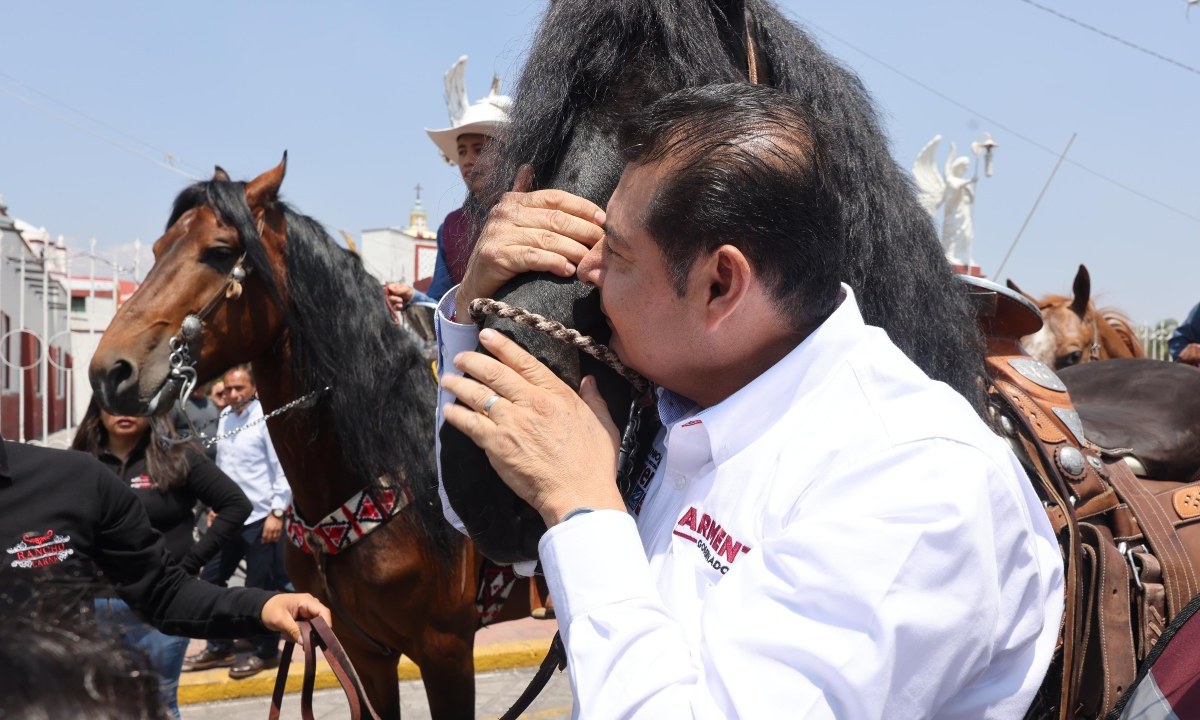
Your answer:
[385,59,511,315]
[423,58,511,301]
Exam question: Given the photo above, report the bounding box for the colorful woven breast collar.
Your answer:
[285,485,413,555]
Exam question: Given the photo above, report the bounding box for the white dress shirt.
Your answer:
[216,398,290,525]
[436,285,1064,719]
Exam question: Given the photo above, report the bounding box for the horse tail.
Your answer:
[1099,308,1146,358]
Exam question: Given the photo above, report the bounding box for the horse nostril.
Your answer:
[106,358,137,394]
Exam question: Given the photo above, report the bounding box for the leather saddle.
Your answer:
[964,275,1200,719]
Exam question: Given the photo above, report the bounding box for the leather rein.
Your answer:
[270,617,382,720]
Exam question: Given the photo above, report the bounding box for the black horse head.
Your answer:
[442,0,986,564]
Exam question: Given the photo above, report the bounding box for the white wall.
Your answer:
[360,228,436,286]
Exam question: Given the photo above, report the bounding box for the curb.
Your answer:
[179,637,553,705]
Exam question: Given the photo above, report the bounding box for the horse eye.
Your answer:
[1057,351,1082,369]
[204,246,234,260]
[202,246,236,264]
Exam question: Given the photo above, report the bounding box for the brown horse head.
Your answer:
[90,156,291,416]
[1008,264,1145,370]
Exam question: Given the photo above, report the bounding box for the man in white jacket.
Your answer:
[436,84,1064,719]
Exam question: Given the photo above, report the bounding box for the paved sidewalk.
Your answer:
[180,617,559,705]
[181,667,572,719]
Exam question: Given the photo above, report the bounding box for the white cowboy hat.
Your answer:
[425,99,509,165]
[426,56,512,165]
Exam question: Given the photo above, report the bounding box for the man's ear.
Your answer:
[701,245,752,331]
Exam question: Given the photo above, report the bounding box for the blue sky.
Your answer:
[1,1,1196,322]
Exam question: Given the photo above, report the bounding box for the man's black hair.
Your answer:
[0,593,168,720]
[619,83,844,330]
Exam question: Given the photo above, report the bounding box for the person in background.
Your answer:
[0,440,330,698]
[72,399,251,718]
[196,379,229,535]
[384,281,433,317]
[170,382,220,462]
[422,56,512,301]
[209,379,228,411]
[186,364,292,679]
[1168,301,1200,367]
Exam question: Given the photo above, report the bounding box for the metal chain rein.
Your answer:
[198,386,330,449]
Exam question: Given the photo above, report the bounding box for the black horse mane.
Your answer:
[476,0,748,212]
[168,181,458,559]
[475,0,986,412]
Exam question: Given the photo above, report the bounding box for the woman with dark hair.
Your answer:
[72,399,250,719]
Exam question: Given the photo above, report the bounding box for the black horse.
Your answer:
[441,0,986,563]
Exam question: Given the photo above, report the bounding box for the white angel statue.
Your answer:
[427,56,513,164]
[442,56,512,126]
[913,135,976,266]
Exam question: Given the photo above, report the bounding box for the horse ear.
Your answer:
[1071,264,1091,317]
[245,151,288,210]
[212,166,231,183]
[1006,278,1037,304]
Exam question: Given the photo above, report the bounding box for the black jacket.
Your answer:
[0,441,271,638]
[97,440,249,575]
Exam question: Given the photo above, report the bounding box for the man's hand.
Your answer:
[262,514,283,543]
[206,510,217,528]
[442,329,625,526]
[260,593,333,645]
[456,166,605,322]
[1179,343,1200,367]
[384,282,416,315]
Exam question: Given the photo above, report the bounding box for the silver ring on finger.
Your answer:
[481,394,502,416]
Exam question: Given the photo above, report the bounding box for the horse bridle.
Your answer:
[160,253,253,445]
[1086,312,1102,362]
[164,244,326,447]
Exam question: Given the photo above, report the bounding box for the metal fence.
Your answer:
[1137,321,1178,362]
[0,220,142,447]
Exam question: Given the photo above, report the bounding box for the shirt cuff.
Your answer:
[539,510,653,627]
[436,286,481,377]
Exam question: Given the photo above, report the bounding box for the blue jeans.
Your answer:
[200,517,289,659]
[94,597,188,719]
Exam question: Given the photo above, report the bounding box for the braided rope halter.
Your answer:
[468,298,655,494]
[468,298,649,396]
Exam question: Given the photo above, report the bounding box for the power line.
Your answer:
[996,133,1077,278]
[0,71,207,175]
[0,72,201,181]
[1015,0,1200,78]
[806,22,1200,225]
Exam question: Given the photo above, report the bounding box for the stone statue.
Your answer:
[913,134,989,267]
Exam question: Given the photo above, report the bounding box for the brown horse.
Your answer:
[89,159,530,719]
[1007,264,1145,370]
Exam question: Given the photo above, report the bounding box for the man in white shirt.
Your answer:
[187,364,292,679]
[436,84,1064,718]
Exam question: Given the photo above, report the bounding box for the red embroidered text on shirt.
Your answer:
[672,506,752,574]
[6,528,75,569]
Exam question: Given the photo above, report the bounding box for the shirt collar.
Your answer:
[98,435,149,465]
[227,397,259,418]
[663,284,868,467]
